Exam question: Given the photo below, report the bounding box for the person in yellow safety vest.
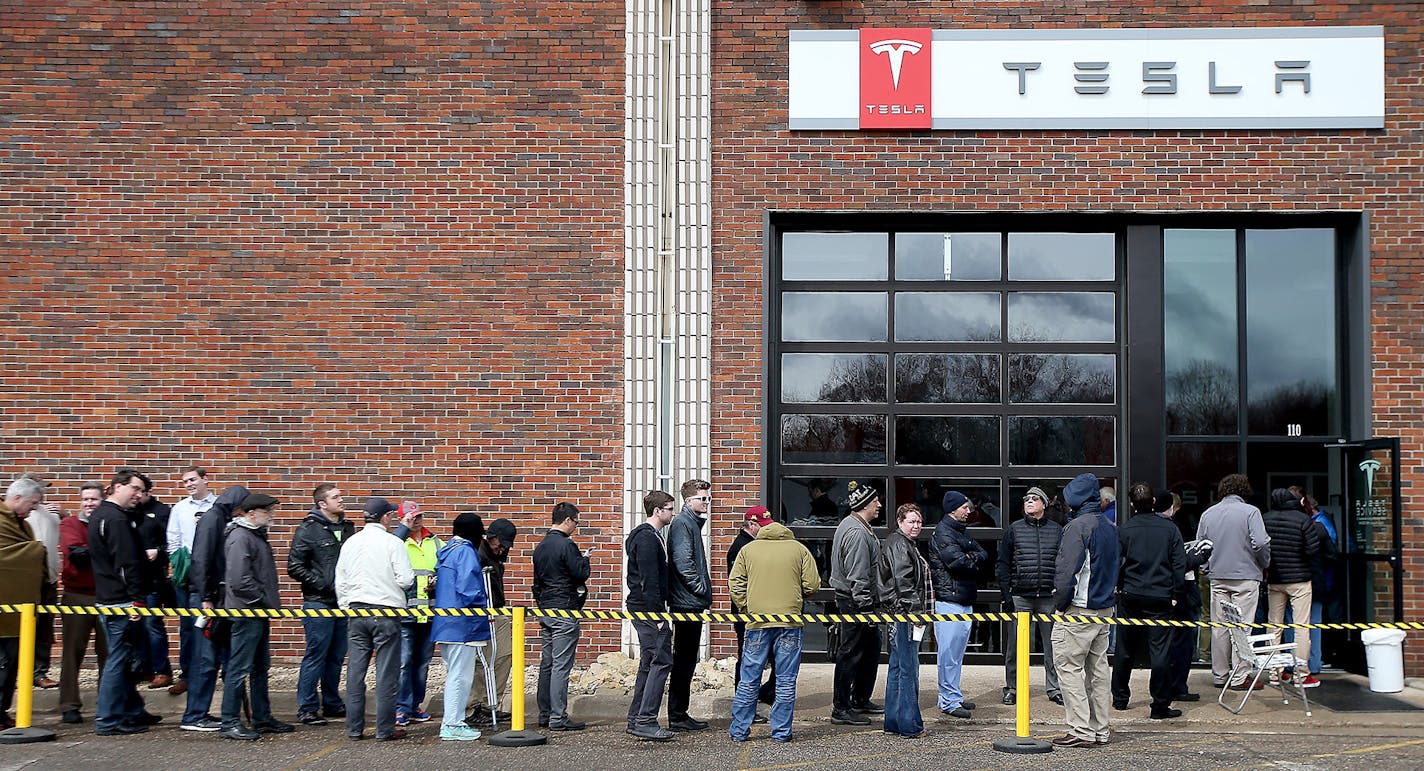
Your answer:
[392,501,443,726]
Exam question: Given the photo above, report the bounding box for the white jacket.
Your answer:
[335,522,415,609]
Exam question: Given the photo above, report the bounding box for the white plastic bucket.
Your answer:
[1360,628,1407,693]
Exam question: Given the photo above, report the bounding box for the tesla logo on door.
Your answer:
[860,28,932,130]
[1359,458,1381,498]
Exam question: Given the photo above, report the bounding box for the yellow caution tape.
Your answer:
[2,602,1418,629]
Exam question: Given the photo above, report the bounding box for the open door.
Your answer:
[1331,437,1403,673]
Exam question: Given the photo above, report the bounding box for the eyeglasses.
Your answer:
[659,504,676,511]
[1023,496,1043,503]
[689,495,711,502]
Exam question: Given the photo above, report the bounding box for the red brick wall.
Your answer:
[708,2,1424,672]
[0,1,626,661]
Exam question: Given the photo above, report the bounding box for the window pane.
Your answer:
[1008,233,1115,280]
[1009,354,1115,404]
[896,232,1001,281]
[781,354,887,403]
[894,354,1000,404]
[780,477,878,526]
[1164,230,1239,435]
[895,292,1001,341]
[781,414,886,464]
[783,232,888,281]
[1009,416,1115,465]
[895,416,1001,466]
[1165,441,1239,524]
[1245,229,1338,435]
[892,478,1002,528]
[1006,478,1078,526]
[782,292,887,342]
[1007,292,1115,342]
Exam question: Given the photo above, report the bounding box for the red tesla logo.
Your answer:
[860,28,932,130]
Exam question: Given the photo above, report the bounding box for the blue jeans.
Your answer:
[174,583,195,679]
[221,618,272,727]
[729,627,802,742]
[440,643,477,729]
[934,600,972,711]
[884,621,924,736]
[144,591,172,677]
[180,594,227,725]
[95,610,146,731]
[397,622,435,716]
[536,616,581,727]
[297,600,348,715]
[1309,601,1324,673]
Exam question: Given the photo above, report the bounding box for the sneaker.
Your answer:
[219,724,260,741]
[180,716,224,732]
[1295,674,1322,688]
[394,713,410,727]
[960,701,976,711]
[628,724,675,741]
[1002,692,1016,705]
[297,711,328,726]
[440,725,482,741]
[940,707,972,719]
[752,712,769,724]
[549,720,587,732]
[1052,734,1095,747]
[95,723,148,736]
[831,710,871,725]
[409,710,432,723]
[254,719,295,734]
[1228,680,1265,692]
[1049,693,1065,705]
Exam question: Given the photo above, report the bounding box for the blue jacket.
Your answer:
[1053,473,1119,611]
[431,536,491,644]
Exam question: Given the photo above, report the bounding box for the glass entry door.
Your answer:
[1331,438,1403,673]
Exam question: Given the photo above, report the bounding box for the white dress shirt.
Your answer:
[167,493,216,555]
[334,522,415,609]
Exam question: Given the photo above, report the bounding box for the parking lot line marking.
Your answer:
[1218,737,1424,769]
[741,751,904,771]
[280,740,342,770]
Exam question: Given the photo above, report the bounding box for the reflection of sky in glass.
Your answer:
[1164,230,1237,375]
[781,414,886,464]
[783,232,888,281]
[1008,293,1115,342]
[895,292,1001,341]
[1009,354,1115,403]
[1008,233,1115,280]
[896,233,1001,281]
[1245,229,1336,396]
[781,353,887,403]
[782,292,886,342]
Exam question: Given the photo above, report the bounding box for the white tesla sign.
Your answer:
[789,26,1385,130]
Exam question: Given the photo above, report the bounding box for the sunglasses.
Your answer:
[689,495,711,502]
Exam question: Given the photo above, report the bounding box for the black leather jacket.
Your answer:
[929,516,987,605]
[532,528,590,610]
[996,515,1063,599]
[878,530,930,613]
[286,509,357,605]
[666,507,712,611]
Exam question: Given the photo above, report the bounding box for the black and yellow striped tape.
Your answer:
[2,603,1420,629]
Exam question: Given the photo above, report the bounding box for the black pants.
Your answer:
[1111,594,1174,711]
[832,597,881,713]
[733,621,776,705]
[1167,601,1199,697]
[667,618,701,721]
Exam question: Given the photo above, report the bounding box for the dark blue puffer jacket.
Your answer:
[1053,473,1119,610]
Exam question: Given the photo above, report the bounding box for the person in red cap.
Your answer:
[726,505,777,714]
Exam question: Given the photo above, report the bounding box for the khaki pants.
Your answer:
[1267,581,1312,666]
[1051,605,1114,743]
[468,615,513,719]
[1209,579,1260,685]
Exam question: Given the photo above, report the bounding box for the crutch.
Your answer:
[478,566,501,730]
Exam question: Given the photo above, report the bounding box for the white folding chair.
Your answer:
[1216,601,1312,717]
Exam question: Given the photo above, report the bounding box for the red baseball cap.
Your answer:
[744,505,773,526]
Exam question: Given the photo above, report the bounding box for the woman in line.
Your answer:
[879,503,931,738]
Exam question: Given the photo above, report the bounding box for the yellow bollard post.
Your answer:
[488,606,546,746]
[0,603,56,744]
[992,609,1051,753]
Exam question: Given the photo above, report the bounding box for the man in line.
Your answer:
[286,483,355,726]
[467,518,518,727]
[89,469,161,735]
[1111,485,1187,720]
[219,493,294,741]
[930,490,987,719]
[1050,473,1119,748]
[24,484,60,691]
[165,466,217,697]
[624,491,678,742]
[666,479,713,732]
[729,501,820,743]
[997,486,1063,706]
[0,477,49,730]
[727,506,776,718]
[1262,488,1322,688]
[180,484,248,732]
[533,501,590,732]
[132,472,174,690]
[829,481,883,726]
[58,482,108,724]
[392,501,441,726]
[1196,474,1270,690]
[335,497,414,741]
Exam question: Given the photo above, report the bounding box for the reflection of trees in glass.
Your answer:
[819,356,888,402]
[1010,354,1113,403]
[895,354,998,403]
[1248,379,1331,435]
[781,415,885,463]
[1010,417,1114,466]
[895,416,999,465]
[1167,359,1236,434]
